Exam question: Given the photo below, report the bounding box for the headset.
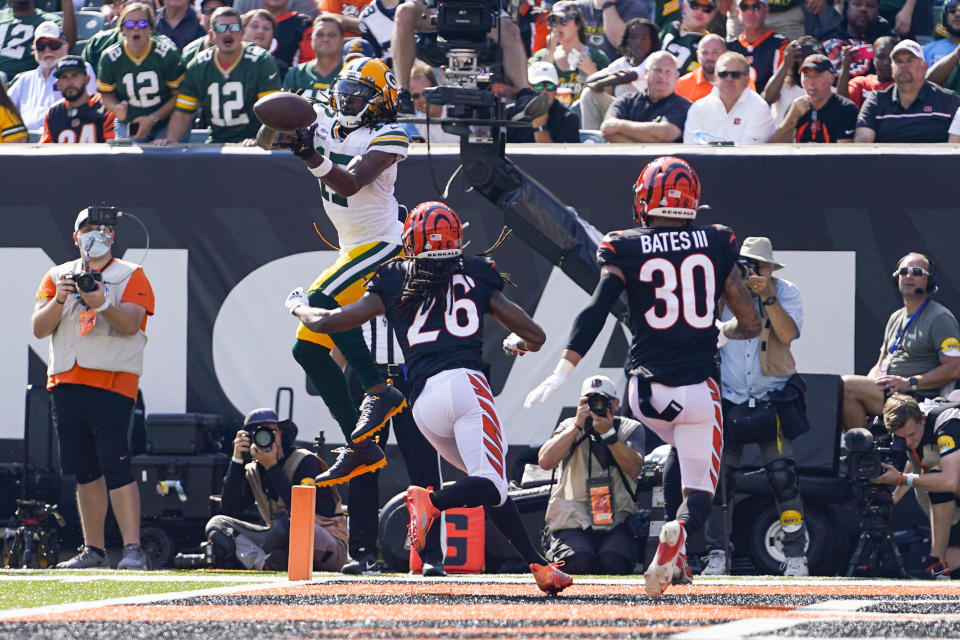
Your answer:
[892,252,938,295]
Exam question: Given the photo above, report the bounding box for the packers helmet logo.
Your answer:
[938,435,956,453]
[941,337,960,357]
[780,510,803,533]
[300,477,316,486]
[384,70,399,90]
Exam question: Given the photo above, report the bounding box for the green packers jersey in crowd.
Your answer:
[176,43,281,143]
[97,37,186,123]
[653,0,681,27]
[180,35,209,65]
[81,27,119,71]
[0,7,61,80]
[659,22,705,75]
[282,60,341,100]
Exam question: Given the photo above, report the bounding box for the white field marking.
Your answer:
[672,597,960,639]
[0,577,288,620]
[0,572,289,582]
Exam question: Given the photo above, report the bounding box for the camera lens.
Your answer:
[253,426,275,448]
[587,394,610,415]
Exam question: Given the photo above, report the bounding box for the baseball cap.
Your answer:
[890,39,924,61]
[34,21,65,42]
[800,53,834,73]
[528,61,559,86]
[550,1,581,18]
[54,55,85,78]
[243,407,298,439]
[74,207,94,232]
[580,375,618,399]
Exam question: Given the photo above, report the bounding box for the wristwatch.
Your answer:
[909,376,919,391]
[600,429,618,444]
[533,125,547,132]
[762,296,778,306]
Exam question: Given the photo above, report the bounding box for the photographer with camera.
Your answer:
[32,207,155,570]
[871,393,960,578]
[188,408,348,571]
[702,237,810,577]
[538,376,645,575]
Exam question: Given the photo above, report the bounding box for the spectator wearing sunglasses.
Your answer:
[842,252,960,431]
[0,0,69,84]
[683,50,775,143]
[505,61,581,142]
[180,0,231,64]
[530,2,610,103]
[770,53,857,141]
[659,0,715,76]
[97,3,186,141]
[568,0,657,62]
[403,61,459,143]
[725,0,788,92]
[6,21,96,132]
[675,33,757,101]
[855,39,960,143]
[600,50,691,141]
[159,6,281,144]
[156,0,206,51]
[580,18,659,130]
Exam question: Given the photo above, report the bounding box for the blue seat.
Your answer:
[76,9,105,41]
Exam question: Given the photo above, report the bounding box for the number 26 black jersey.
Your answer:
[367,256,504,404]
[598,224,739,387]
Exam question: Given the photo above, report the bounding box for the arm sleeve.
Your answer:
[219,463,253,516]
[564,271,625,356]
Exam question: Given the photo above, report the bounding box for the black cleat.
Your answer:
[315,443,387,487]
[510,87,549,122]
[421,552,447,577]
[342,551,381,575]
[397,89,415,115]
[351,384,408,442]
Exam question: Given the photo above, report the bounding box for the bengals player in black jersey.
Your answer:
[288,201,573,595]
[526,156,761,598]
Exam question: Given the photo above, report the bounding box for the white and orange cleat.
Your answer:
[672,552,693,585]
[405,485,440,553]
[530,561,573,595]
[645,520,686,598]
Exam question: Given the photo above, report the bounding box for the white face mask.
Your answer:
[77,230,112,258]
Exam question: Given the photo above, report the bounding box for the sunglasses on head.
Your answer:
[897,267,930,277]
[688,1,716,12]
[35,40,64,52]
[532,81,557,91]
[122,19,151,29]
[717,70,746,78]
[213,22,242,33]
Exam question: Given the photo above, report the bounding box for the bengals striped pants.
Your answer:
[628,376,723,496]
[411,368,508,505]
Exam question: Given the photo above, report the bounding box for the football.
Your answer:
[253,92,317,132]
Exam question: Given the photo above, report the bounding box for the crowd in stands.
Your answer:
[1,0,960,143]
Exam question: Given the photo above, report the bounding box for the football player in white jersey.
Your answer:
[259,57,410,487]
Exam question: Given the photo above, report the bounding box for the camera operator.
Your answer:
[195,408,348,571]
[703,237,810,577]
[538,376,645,574]
[842,252,960,431]
[391,0,537,113]
[32,207,155,570]
[872,393,960,578]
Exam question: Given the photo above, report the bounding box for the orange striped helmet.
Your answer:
[633,156,701,225]
[403,201,463,259]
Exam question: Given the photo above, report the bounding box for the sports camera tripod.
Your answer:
[845,482,906,578]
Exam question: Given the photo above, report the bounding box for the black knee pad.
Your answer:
[765,458,799,503]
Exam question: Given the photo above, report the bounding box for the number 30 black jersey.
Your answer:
[367,256,504,404]
[598,224,739,386]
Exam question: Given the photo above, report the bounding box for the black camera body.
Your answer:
[586,393,612,417]
[84,206,119,227]
[65,270,103,293]
[435,0,497,41]
[245,425,276,450]
[737,256,760,279]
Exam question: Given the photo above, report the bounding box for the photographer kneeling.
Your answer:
[186,408,348,571]
[538,376,645,575]
[872,394,960,578]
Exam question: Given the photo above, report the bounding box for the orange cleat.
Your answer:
[405,485,440,553]
[530,561,573,596]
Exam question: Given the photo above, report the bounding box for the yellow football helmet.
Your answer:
[329,57,399,127]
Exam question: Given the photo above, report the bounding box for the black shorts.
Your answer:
[51,383,135,485]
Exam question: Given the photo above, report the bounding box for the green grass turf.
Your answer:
[0,571,282,611]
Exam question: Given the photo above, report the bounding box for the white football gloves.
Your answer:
[285,287,308,315]
[523,359,575,408]
[502,333,527,356]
